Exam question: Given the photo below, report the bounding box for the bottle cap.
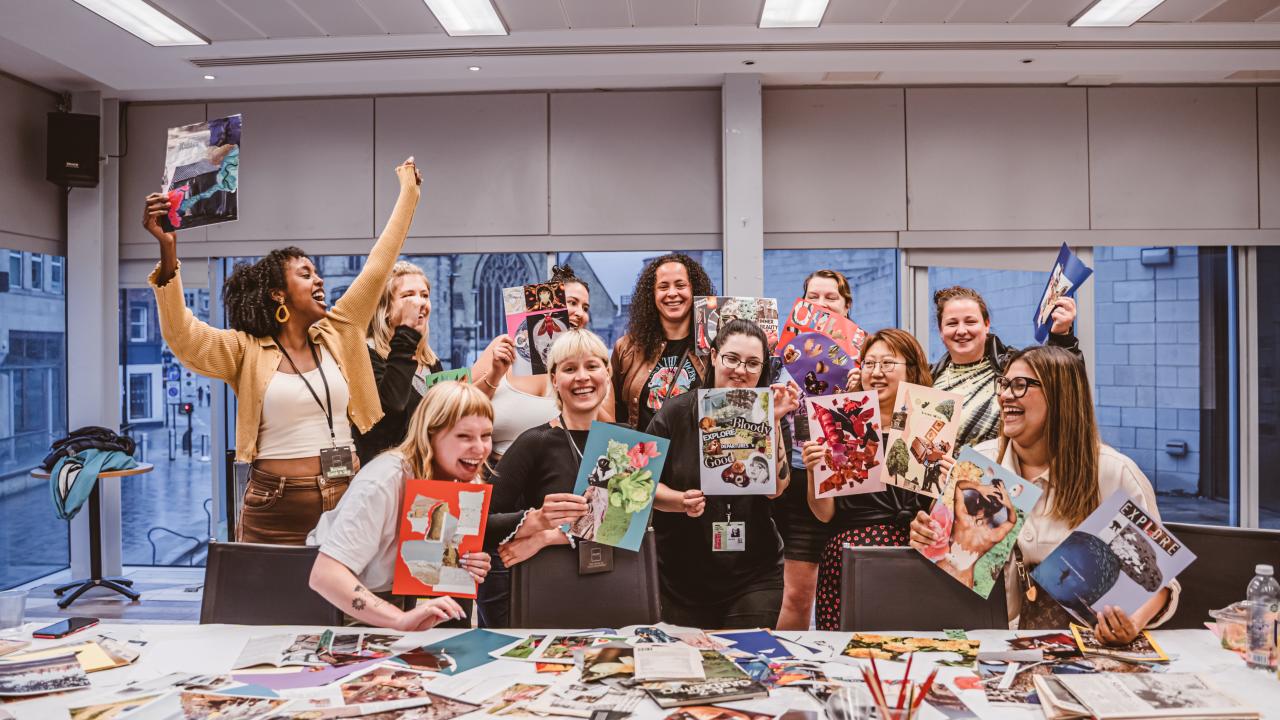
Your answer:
[1257,564,1274,575]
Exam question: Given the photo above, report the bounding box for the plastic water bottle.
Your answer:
[1246,564,1280,669]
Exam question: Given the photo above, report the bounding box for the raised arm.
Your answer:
[327,159,422,331]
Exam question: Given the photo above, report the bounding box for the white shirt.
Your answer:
[257,346,354,459]
[309,452,407,592]
[971,438,1181,628]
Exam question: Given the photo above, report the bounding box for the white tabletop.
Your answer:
[2,624,1276,719]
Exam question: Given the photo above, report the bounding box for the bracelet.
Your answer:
[476,373,499,390]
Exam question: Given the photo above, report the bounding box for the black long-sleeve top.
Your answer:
[484,422,589,552]
[353,326,442,464]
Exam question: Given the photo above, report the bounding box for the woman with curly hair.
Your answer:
[610,253,714,430]
[354,261,444,464]
[142,158,423,544]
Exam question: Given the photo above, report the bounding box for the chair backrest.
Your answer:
[840,546,1009,631]
[200,541,344,626]
[1162,522,1280,629]
[510,530,661,629]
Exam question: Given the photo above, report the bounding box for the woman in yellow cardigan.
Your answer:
[142,158,423,544]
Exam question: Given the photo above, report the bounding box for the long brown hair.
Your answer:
[624,253,714,361]
[369,261,439,368]
[394,381,493,480]
[997,345,1099,526]
[848,328,933,390]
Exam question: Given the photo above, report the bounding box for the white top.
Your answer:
[491,374,558,455]
[257,345,354,460]
[971,438,1181,628]
[308,452,406,592]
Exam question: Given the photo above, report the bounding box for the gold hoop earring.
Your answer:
[275,302,290,324]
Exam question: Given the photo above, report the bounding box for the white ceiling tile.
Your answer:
[1260,4,1280,18]
[1199,0,1280,21]
[884,0,965,22]
[1139,0,1224,22]
[218,0,324,38]
[1011,0,1095,22]
[696,0,763,25]
[292,0,383,36]
[949,0,1036,23]
[493,0,568,30]
[353,0,444,34]
[561,0,632,28]
[632,0,696,27]
[824,0,896,23]
[151,0,264,40]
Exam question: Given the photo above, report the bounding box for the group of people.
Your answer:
[142,159,1176,646]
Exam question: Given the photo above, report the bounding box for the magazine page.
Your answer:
[159,114,241,232]
[1033,243,1093,343]
[232,633,329,670]
[414,368,470,396]
[643,678,769,709]
[1031,490,1197,625]
[1070,624,1168,663]
[526,633,623,666]
[918,446,1043,598]
[0,652,90,697]
[880,383,964,498]
[693,296,780,355]
[396,629,517,675]
[804,392,886,498]
[1056,673,1256,720]
[775,299,867,450]
[503,283,569,376]
[698,388,776,496]
[393,480,492,599]
[633,644,706,681]
[567,421,670,551]
[580,643,636,683]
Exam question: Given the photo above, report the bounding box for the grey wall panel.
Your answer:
[119,103,208,249]
[763,88,905,233]
[205,98,374,242]
[374,93,548,239]
[1089,87,1258,230]
[906,88,1089,231]
[1261,88,1280,229]
[0,75,64,246]
[550,90,721,235]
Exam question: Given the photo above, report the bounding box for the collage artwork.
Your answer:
[504,282,571,375]
[393,480,492,599]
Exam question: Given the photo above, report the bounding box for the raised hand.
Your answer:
[1049,296,1077,336]
[143,193,175,244]
[396,156,423,191]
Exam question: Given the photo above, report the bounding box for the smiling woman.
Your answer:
[143,158,423,545]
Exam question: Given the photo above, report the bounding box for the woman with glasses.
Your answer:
[802,328,940,630]
[930,286,1079,450]
[648,319,800,629]
[908,345,1178,645]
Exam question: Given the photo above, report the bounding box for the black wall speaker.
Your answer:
[46,112,100,188]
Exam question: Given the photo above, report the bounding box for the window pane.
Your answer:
[119,288,214,566]
[1094,246,1233,526]
[926,266,1044,361]
[0,250,68,590]
[1257,247,1280,528]
[763,249,898,334]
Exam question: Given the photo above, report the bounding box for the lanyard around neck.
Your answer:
[558,415,585,463]
[275,339,336,447]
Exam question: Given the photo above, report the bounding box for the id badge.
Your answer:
[712,521,746,552]
[578,541,614,575]
[319,445,355,480]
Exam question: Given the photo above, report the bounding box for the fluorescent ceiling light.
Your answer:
[71,0,207,46]
[422,0,508,36]
[760,0,831,28]
[1070,0,1167,27]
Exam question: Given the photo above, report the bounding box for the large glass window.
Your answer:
[1257,247,1280,528]
[763,249,898,334]
[0,250,68,590]
[29,254,42,291]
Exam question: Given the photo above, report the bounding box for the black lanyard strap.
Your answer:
[275,338,336,447]
[558,415,585,463]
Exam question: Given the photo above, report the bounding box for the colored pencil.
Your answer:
[897,652,914,709]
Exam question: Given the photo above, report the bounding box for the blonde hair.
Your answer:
[394,381,493,480]
[546,329,611,410]
[996,345,1100,527]
[370,261,439,368]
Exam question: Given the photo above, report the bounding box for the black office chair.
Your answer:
[840,546,1009,631]
[510,530,661,628]
[1161,522,1280,629]
[200,541,344,625]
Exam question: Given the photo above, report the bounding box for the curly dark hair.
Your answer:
[223,247,311,337]
[625,253,714,360]
[550,263,589,292]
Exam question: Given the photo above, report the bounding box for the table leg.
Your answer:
[54,480,141,608]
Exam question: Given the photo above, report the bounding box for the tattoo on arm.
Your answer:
[352,597,367,611]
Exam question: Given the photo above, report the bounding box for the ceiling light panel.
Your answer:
[1070,0,1168,27]
[759,0,832,28]
[422,0,508,36]
[71,0,207,46]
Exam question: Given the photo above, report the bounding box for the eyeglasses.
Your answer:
[862,359,908,373]
[996,375,1043,399]
[717,353,765,373]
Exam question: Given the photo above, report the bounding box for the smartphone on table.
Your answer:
[32,617,99,639]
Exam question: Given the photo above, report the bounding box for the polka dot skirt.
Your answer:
[814,523,909,631]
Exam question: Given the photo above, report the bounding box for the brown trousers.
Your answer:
[238,467,351,545]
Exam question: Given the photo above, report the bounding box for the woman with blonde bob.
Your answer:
[354,261,445,463]
[482,329,613,627]
[310,381,493,630]
[909,345,1178,644]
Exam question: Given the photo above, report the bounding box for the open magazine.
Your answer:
[1054,673,1257,719]
[1034,243,1093,343]
[1032,491,1196,626]
[393,480,491,599]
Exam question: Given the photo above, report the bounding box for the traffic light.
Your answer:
[180,402,194,415]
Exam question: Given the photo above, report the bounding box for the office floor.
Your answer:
[15,566,204,625]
